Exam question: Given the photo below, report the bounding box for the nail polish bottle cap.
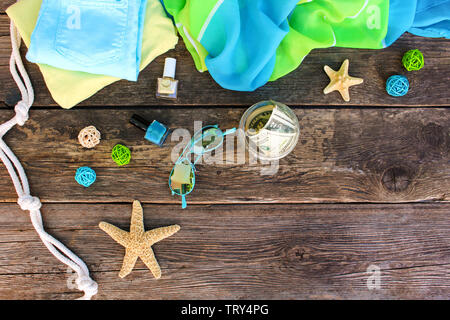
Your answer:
[130,114,150,132]
[130,114,169,147]
[163,58,176,79]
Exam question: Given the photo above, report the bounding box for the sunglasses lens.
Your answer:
[192,127,224,154]
[170,161,195,195]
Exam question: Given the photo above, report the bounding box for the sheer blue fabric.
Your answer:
[26,0,147,81]
[162,0,449,92]
[201,0,298,92]
[409,0,450,39]
[386,0,450,46]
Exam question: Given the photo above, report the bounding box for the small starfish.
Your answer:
[323,59,363,102]
[99,200,180,279]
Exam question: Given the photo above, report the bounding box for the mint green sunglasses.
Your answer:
[169,125,236,208]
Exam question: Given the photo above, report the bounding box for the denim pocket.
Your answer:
[55,0,129,66]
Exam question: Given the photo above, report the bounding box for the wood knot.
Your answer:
[287,246,310,261]
[420,123,444,148]
[381,167,411,192]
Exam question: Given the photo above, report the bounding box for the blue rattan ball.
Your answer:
[386,75,409,97]
[75,166,96,187]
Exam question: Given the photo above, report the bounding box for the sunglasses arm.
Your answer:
[193,154,202,166]
[223,128,237,136]
[181,194,187,209]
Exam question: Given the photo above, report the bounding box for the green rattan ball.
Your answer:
[111,144,131,166]
[402,49,424,71]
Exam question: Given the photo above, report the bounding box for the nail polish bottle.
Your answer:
[130,114,170,147]
[156,58,178,100]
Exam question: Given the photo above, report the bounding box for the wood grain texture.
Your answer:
[0,203,449,299]
[0,107,448,204]
[0,14,449,107]
[1,1,449,301]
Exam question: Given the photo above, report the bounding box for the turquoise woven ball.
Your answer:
[75,166,96,187]
[386,75,409,97]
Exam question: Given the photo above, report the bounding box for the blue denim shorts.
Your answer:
[26,0,148,81]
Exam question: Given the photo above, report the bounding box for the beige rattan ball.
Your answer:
[78,126,101,149]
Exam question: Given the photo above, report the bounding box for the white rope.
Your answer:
[0,21,98,300]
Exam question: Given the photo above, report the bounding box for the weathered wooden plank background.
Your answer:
[0,108,448,204]
[1,203,449,299]
[0,1,449,300]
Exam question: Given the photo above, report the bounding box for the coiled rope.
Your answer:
[0,21,97,300]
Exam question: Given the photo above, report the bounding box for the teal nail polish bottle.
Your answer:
[130,114,170,146]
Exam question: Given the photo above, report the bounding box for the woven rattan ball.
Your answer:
[75,166,96,187]
[386,75,409,97]
[402,49,424,71]
[78,126,101,148]
[111,144,131,166]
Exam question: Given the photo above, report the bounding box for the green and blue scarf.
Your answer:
[162,0,450,91]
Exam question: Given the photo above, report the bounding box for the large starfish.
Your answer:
[323,59,364,102]
[99,200,180,279]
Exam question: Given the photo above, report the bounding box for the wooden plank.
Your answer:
[0,14,8,36]
[0,203,448,299]
[0,0,13,13]
[0,13,449,107]
[0,107,448,204]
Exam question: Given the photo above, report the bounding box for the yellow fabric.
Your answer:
[6,0,178,109]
